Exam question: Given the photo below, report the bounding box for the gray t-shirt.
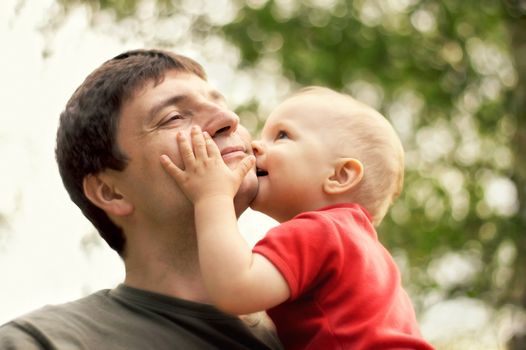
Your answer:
[0,284,283,349]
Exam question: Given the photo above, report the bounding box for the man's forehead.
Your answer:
[119,70,226,126]
[140,71,205,95]
[124,72,205,110]
[151,71,223,102]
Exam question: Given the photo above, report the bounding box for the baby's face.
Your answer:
[250,94,338,222]
[251,88,405,224]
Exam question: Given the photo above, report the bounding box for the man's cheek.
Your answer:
[237,127,254,148]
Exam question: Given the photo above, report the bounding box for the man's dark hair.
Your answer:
[55,49,206,256]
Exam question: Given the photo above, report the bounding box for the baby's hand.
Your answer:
[160,126,255,204]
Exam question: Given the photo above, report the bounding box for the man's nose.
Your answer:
[201,103,239,137]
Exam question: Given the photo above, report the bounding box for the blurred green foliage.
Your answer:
[51,0,526,347]
[223,0,526,314]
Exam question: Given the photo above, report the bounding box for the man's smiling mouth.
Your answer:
[220,146,247,162]
[220,146,245,156]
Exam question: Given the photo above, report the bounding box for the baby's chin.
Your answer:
[249,193,270,217]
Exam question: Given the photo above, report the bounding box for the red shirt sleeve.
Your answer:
[252,211,350,301]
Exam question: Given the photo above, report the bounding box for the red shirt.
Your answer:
[253,203,434,350]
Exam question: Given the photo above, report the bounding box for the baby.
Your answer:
[160,86,434,350]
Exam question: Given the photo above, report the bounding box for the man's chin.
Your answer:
[233,172,258,217]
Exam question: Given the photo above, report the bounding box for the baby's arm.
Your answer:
[160,126,290,315]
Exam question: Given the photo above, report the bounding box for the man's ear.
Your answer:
[323,158,364,195]
[83,173,133,217]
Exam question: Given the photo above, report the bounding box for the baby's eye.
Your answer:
[276,130,289,140]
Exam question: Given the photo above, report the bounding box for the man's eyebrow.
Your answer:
[210,90,226,102]
[147,95,187,123]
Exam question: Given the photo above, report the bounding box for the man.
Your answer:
[0,49,282,349]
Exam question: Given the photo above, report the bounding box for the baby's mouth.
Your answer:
[256,167,268,177]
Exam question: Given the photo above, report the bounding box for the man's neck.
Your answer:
[122,229,211,303]
[124,269,210,303]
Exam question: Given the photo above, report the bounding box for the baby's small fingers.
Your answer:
[203,132,221,158]
[191,126,208,160]
[235,155,256,180]
[160,154,184,181]
[177,132,196,165]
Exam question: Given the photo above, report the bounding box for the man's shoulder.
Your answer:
[6,289,111,325]
[0,287,284,350]
[0,290,112,349]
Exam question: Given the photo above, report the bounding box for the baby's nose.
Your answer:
[251,140,264,155]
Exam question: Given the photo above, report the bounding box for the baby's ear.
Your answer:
[83,172,134,217]
[323,158,364,195]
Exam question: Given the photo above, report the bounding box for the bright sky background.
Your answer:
[0,0,280,324]
[0,0,135,321]
[0,0,519,348]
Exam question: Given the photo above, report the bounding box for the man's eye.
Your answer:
[163,114,182,124]
[276,131,289,140]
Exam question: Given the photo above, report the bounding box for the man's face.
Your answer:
[112,70,257,225]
